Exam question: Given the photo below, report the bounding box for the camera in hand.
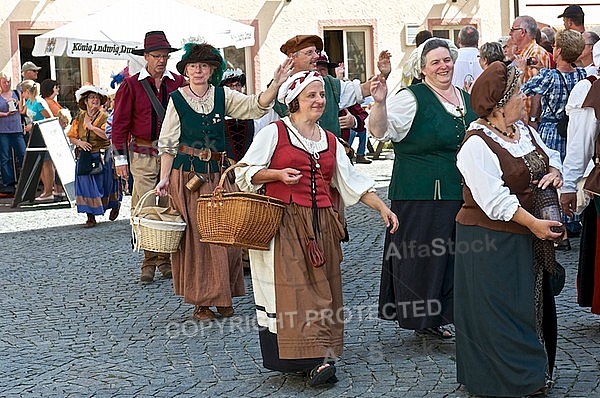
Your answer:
[550,226,564,234]
[526,57,536,66]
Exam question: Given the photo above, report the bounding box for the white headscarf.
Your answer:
[277,70,324,105]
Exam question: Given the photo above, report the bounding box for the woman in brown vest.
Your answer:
[455,61,563,396]
[235,70,398,386]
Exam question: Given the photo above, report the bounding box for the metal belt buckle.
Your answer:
[198,148,212,162]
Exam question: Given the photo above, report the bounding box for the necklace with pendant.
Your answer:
[484,117,517,139]
[426,83,464,116]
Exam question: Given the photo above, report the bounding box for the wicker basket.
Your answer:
[197,163,285,250]
[131,190,186,253]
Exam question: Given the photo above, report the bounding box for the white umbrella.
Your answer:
[32,0,255,61]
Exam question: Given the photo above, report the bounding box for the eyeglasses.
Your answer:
[87,94,101,100]
[510,27,524,33]
[297,49,321,57]
[148,53,171,60]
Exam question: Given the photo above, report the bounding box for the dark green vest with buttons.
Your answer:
[273,75,342,136]
[171,87,227,173]
[388,83,477,201]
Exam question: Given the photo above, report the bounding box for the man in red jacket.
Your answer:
[112,31,186,284]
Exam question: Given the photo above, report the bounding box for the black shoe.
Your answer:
[307,363,336,387]
[415,326,454,339]
[555,239,571,251]
[0,184,15,194]
[355,155,372,164]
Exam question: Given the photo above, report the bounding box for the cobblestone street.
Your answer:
[0,153,598,397]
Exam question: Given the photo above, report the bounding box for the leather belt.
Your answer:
[132,137,154,147]
[178,145,226,162]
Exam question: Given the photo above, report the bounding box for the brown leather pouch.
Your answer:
[306,237,326,268]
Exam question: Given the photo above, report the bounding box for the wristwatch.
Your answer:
[529,116,539,122]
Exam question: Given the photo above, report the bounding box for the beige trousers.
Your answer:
[129,151,170,269]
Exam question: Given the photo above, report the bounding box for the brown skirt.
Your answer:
[168,168,245,306]
[251,203,346,360]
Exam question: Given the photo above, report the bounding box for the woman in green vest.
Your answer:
[368,38,477,338]
[154,43,292,321]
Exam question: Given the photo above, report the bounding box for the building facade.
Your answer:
[1,0,598,113]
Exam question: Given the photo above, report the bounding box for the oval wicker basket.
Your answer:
[197,163,286,250]
[131,190,186,253]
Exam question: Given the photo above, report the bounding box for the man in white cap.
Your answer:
[18,61,42,94]
[21,61,41,82]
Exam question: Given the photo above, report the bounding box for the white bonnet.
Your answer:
[277,70,324,106]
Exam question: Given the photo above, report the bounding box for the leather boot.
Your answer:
[156,253,172,278]
[194,306,216,321]
[216,306,234,317]
[141,250,158,284]
[140,266,155,284]
[84,213,97,228]
[355,155,372,164]
[109,204,121,221]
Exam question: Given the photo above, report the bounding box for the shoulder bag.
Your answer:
[76,114,104,176]
[77,149,103,175]
[140,79,166,122]
[552,71,571,139]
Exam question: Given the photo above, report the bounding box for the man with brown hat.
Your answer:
[112,30,186,284]
[275,34,391,137]
[558,4,585,33]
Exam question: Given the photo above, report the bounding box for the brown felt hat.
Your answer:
[469,61,522,118]
[280,35,323,55]
[176,43,223,75]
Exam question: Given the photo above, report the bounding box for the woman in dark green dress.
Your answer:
[369,38,477,338]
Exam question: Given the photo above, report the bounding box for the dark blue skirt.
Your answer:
[74,150,122,215]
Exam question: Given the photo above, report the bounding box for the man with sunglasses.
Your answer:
[112,31,186,284]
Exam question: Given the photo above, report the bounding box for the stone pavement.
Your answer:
[0,151,598,397]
